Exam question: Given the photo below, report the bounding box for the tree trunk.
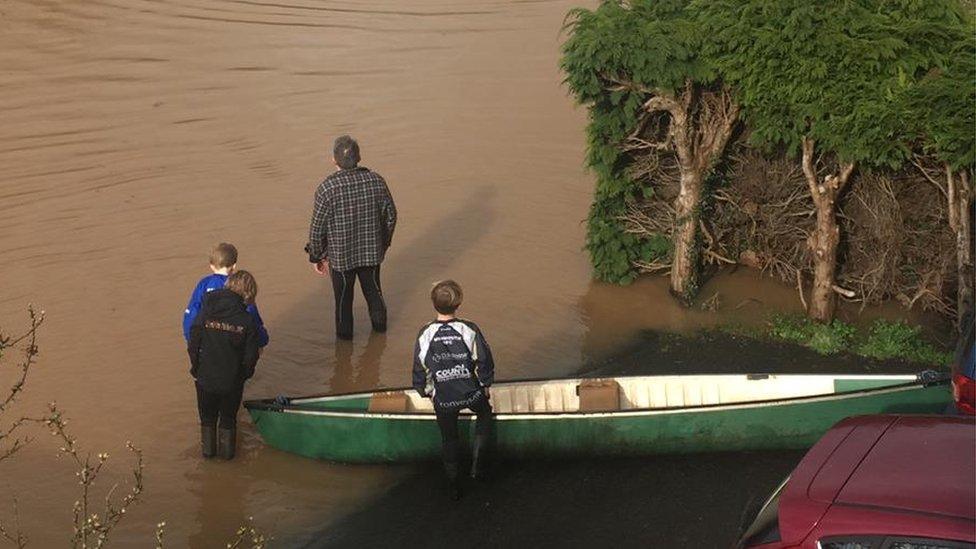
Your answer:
[807,201,842,322]
[671,171,703,303]
[643,82,739,304]
[801,138,855,323]
[948,167,974,329]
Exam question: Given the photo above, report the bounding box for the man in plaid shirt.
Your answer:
[306,135,398,340]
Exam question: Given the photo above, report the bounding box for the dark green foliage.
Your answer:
[585,197,639,284]
[561,0,715,99]
[694,0,965,168]
[900,36,976,170]
[562,0,714,283]
[858,319,953,365]
[586,195,672,284]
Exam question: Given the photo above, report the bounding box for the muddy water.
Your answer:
[0,0,941,545]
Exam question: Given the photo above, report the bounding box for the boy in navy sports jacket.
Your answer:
[412,280,494,499]
[182,243,269,348]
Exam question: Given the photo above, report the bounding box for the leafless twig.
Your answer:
[226,517,268,549]
[21,403,145,548]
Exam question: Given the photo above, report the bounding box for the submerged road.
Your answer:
[306,452,803,548]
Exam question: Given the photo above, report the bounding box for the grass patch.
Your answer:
[857,320,952,366]
[766,315,950,366]
[769,315,855,355]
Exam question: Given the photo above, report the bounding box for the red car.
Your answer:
[738,415,976,549]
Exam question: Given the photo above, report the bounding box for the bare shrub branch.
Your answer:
[155,522,166,548]
[21,403,147,548]
[0,306,44,419]
[226,517,268,549]
[621,147,957,317]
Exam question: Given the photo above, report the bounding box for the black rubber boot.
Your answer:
[442,441,461,500]
[201,424,217,459]
[369,307,387,333]
[444,461,461,501]
[470,434,489,481]
[218,428,236,460]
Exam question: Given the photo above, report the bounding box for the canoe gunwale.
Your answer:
[244,376,948,420]
[245,372,926,406]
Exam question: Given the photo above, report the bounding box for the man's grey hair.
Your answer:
[333,135,361,169]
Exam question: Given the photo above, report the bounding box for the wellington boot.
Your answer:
[470,434,489,481]
[218,428,236,460]
[200,424,217,459]
[444,461,461,501]
[369,309,387,333]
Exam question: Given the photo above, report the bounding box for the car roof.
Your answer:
[833,415,975,520]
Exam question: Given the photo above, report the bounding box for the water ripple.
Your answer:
[222,0,498,17]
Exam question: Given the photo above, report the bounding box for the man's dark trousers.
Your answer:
[329,264,386,340]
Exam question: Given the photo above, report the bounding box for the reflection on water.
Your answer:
[0,0,595,541]
[0,0,944,544]
[188,463,248,547]
[330,332,386,393]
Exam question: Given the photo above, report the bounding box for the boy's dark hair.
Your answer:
[431,280,463,315]
[209,242,238,269]
[226,270,258,304]
[333,135,360,169]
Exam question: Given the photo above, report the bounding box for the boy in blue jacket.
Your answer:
[413,280,494,499]
[183,243,269,348]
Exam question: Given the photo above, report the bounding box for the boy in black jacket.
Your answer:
[188,270,261,460]
[412,280,494,499]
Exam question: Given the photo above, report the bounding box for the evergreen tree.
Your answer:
[902,31,975,329]
[697,0,965,322]
[561,0,739,299]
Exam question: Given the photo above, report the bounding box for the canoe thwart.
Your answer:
[577,378,621,412]
[367,391,409,413]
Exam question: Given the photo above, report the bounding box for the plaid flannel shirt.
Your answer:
[306,167,397,273]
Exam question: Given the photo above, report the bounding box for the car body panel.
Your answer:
[835,416,976,519]
[775,418,868,545]
[807,417,893,504]
[740,414,976,549]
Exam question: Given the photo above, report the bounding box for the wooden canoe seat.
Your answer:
[368,391,409,413]
[577,379,620,412]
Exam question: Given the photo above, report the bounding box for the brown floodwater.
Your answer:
[0,0,946,545]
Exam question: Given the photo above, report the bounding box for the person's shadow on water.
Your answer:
[328,331,387,393]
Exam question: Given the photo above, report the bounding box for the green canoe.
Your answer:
[243,372,950,463]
